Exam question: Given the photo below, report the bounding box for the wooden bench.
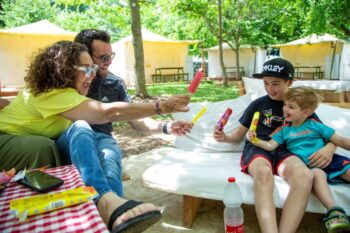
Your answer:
[295,66,324,80]
[152,67,189,83]
[225,66,245,79]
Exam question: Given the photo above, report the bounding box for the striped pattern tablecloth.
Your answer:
[0,165,108,233]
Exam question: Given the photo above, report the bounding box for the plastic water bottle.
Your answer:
[223,177,244,233]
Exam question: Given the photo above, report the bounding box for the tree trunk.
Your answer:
[235,36,241,81]
[129,0,149,98]
[217,0,228,87]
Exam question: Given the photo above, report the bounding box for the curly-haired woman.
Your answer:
[0,41,192,232]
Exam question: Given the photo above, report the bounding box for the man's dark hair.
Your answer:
[74,29,110,55]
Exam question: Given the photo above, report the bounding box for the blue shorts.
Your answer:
[320,154,350,184]
[240,141,294,174]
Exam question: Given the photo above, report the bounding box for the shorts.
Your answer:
[321,154,350,184]
[240,141,294,174]
[0,132,61,171]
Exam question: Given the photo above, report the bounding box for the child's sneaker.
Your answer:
[324,206,350,233]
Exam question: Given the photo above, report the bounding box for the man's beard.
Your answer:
[97,69,107,78]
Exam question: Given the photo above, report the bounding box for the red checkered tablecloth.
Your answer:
[0,165,108,233]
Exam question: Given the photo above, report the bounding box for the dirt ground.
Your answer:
[112,123,173,158]
[112,95,174,158]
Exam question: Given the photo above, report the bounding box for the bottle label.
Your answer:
[225,224,244,233]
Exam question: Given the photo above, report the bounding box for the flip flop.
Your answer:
[108,200,162,233]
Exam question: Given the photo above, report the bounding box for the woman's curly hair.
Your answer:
[24,40,88,96]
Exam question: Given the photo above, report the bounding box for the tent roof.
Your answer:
[115,28,200,44]
[272,33,347,47]
[0,20,76,37]
[206,43,259,51]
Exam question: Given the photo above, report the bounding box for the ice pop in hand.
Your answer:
[192,106,207,124]
[188,68,204,94]
[217,108,233,131]
[250,111,260,132]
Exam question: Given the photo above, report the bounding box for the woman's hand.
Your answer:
[161,95,190,113]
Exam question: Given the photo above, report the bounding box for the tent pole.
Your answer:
[330,41,337,80]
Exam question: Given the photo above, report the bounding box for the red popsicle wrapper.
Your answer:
[217,108,233,131]
[188,68,203,94]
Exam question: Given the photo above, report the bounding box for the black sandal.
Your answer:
[108,200,162,233]
[324,206,350,233]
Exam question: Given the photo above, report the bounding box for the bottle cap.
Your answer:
[228,177,235,182]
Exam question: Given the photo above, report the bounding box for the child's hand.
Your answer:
[246,130,257,143]
[213,125,226,142]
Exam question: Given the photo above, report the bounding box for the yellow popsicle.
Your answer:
[192,106,207,124]
[250,111,260,132]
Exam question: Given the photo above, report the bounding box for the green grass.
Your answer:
[128,81,240,102]
[113,81,240,125]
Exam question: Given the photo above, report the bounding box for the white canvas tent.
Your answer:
[110,29,199,85]
[273,34,350,80]
[0,20,76,87]
[206,43,266,79]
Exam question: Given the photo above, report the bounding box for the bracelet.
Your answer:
[155,101,161,115]
[162,122,169,134]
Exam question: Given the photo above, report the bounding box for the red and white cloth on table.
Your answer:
[0,165,108,233]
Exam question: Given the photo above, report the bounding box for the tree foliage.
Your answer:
[305,0,350,38]
[0,0,58,27]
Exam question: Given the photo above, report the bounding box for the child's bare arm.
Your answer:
[213,124,248,143]
[246,129,279,151]
[329,133,350,151]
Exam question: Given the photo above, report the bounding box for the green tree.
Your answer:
[176,0,264,82]
[129,0,149,97]
[306,0,350,38]
[0,0,57,28]
[54,0,130,41]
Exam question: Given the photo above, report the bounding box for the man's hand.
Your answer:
[308,142,336,168]
[168,120,192,136]
[213,125,226,142]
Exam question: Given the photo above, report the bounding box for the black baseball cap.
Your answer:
[253,58,294,80]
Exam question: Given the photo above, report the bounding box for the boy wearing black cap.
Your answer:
[213,58,337,233]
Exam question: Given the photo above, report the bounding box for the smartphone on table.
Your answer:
[18,170,64,193]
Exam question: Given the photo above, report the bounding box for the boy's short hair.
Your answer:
[253,58,294,80]
[284,87,323,112]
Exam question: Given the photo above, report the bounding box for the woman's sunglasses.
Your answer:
[74,64,99,78]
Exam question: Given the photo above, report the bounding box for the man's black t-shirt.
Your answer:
[87,73,130,135]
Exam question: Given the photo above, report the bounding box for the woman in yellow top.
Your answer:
[0,41,192,233]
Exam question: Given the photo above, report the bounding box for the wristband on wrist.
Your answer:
[155,101,161,115]
[162,122,169,134]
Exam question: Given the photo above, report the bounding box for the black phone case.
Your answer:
[18,170,64,193]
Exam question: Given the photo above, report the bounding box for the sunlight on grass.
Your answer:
[113,81,240,125]
[128,81,239,102]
